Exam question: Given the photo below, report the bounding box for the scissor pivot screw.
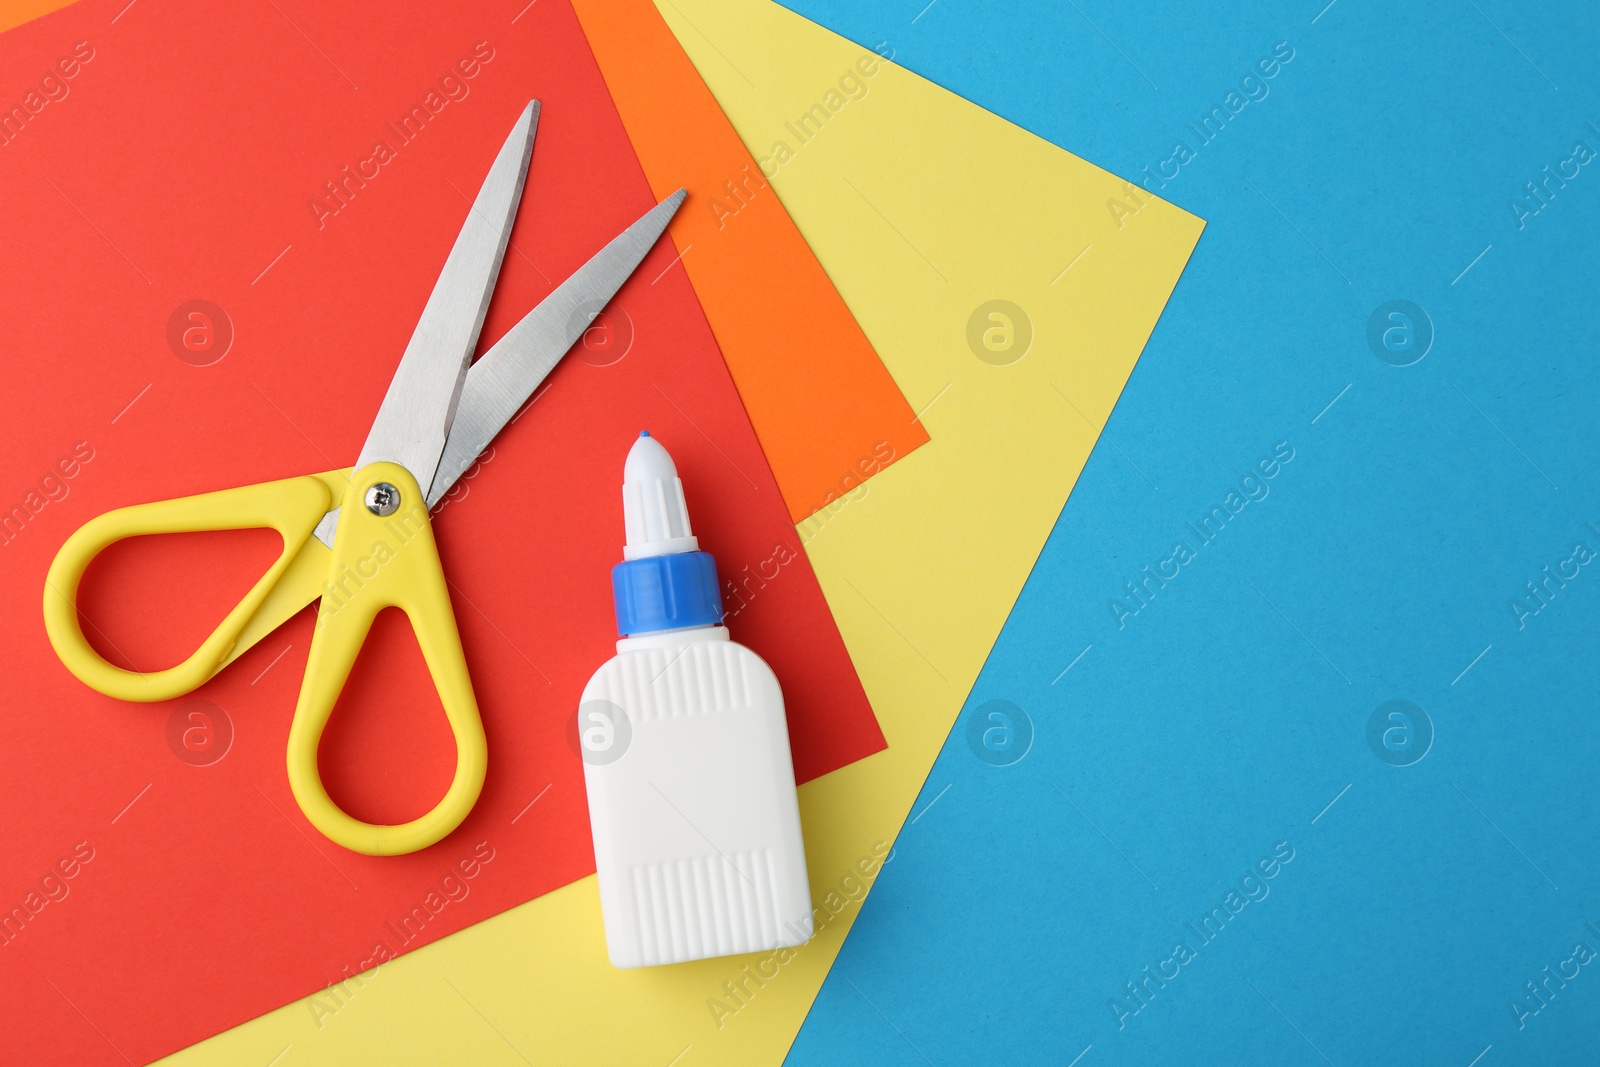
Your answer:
[364,482,401,516]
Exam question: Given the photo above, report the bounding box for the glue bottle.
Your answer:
[577,431,812,968]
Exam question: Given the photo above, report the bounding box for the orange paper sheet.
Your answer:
[572,0,928,522]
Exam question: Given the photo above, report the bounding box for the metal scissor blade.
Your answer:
[315,101,539,547]
[426,188,687,506]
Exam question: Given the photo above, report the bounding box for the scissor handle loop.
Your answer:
[42,472,345,703]
[286,462,487,856]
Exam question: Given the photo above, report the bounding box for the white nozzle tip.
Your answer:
[622,434,698,560]
[624,431,675,482]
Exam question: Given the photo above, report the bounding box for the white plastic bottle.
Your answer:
[577,431,813,968]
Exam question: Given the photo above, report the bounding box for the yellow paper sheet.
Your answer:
[162,2,1202,1063]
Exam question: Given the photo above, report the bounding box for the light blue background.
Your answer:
[780,2,1600,1065]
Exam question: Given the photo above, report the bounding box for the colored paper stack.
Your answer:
[0,0,1202,1063]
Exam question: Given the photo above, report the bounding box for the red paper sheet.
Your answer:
[0,1,885,1063]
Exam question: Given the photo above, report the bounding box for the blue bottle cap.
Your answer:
[612,550,723,636]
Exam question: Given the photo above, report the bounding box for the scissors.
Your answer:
[42,101,685,856]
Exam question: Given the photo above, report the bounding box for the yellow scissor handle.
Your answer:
[287,462,486,856]
[43,470,350,703]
